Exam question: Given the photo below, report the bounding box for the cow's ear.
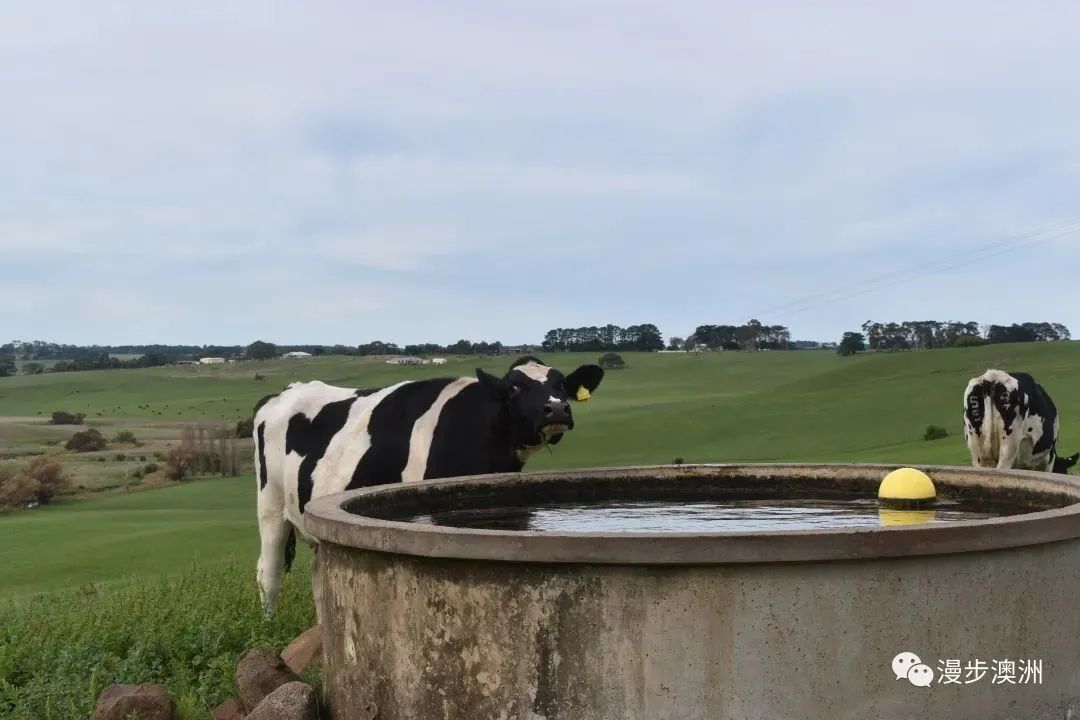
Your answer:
[475,368,509,401]
[565,365,604,400]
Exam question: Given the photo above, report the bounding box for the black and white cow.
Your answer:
[253,356,604,615]
[963,369,1078,473]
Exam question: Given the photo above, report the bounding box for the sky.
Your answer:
[2,2,1080,347]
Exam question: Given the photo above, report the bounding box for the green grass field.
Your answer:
[2,343,1079,718]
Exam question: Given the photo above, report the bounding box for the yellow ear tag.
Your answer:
[576,387,591,402]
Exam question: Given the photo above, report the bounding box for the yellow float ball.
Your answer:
[878,467,936,509]
[878,509,937,526]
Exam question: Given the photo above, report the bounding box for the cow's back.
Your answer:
[254,381,380,537]
[254,377,487,540]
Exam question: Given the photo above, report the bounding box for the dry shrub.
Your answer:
[0,472,40,507]
[23,457,69,502]
[164,424,241,480]
[138,470,174,488]
[0,457,69,508]
[163,447,197,481]
[111,430,140,446]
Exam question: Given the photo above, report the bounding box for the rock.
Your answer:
[90,683,178,720]
[245,682,319,720]
[281,624,324,674]
[212,697,246,720]
[235,648,301,712]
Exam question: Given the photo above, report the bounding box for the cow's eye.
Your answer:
[510,383,523,394]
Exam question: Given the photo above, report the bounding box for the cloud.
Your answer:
[1,1,1079,344]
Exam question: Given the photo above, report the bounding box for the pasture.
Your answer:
[2,342,1080,718]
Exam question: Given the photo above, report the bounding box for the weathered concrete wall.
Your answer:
[317,539,1080,720]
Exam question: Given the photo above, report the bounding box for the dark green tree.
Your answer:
[838,332,866,357]
[245,341,278,360]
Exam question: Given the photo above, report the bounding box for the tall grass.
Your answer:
[0,559,315,719]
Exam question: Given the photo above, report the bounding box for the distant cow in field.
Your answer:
[252,356,604,615]
[963,369,1078,474]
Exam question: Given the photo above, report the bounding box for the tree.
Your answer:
[540,323,664,352]
[736,319,763,351]
[667,337,685,351]
[357,340,402,356]
[245,340,278,360]
[0,357,15,377]
[65,428,107,452]
[598,352,626,369]
[21,362,44,375]
[838,332,866,357]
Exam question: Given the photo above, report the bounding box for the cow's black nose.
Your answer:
[543,401,570,422]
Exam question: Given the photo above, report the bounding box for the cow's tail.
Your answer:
[284,525,296,573]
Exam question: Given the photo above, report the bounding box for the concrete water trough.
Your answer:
[304,464,1080,720]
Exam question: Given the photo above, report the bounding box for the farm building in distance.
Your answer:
[431,358,448,365]
[281,351,312,359]
[198,357,226,365]
[386,357,424,366]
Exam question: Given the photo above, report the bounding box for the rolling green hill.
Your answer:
[4,341,1080,595]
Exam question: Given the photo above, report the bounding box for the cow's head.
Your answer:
[1053,452,1079,474]
[476,356,604,454]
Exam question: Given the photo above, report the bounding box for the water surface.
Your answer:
[406,498,1004,533]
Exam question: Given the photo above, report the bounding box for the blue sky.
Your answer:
[2,1,1079,346]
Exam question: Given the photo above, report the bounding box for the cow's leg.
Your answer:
[996,435,1020,470]
[964,426,984,467]
[256,482,291,616]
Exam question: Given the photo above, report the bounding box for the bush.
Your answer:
[235,417,254,438]
[954,335,988,348]
[65,429,107,453]
[50,411,85,426]
[114,453,127,461]
[112,430,140,445]
[924,424,949,441]
[96,457,106,462]
[143,463,159,475]
[598,352,626,369]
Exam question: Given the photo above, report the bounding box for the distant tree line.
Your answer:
[986,322,1071,344]
[541,324,664,352]
[2,341,243,360]
[685,320,793,351]
[858,320,1071,352]
[840,320,1072,356]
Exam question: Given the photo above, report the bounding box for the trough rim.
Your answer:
[303,463,1080,565]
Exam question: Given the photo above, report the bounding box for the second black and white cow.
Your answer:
[253,356,604,615]
[963,369,1078,473]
